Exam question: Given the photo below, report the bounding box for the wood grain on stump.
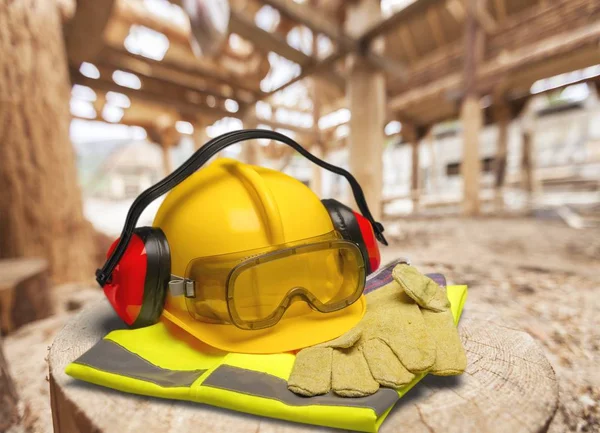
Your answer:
[0,335,20,431]
[49,300,558,433]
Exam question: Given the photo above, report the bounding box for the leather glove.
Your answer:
[393,264,467,375]
[287,269,436,397]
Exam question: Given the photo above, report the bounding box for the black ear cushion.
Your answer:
[131,227,171,328]
[321,199,372,273]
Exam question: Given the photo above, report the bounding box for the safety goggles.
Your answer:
[169,231,366,330]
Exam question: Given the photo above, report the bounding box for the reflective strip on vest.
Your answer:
[73,339,398,416]
[74,339,207,388]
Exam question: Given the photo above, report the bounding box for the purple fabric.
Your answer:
[364,259,446,295]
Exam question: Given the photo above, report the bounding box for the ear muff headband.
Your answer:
[96,129,387,287]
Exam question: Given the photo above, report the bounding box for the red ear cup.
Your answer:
[103,227,171,327]
[352,211,381,273]
[321,199,381,274]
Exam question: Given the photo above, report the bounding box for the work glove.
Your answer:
[392,264,467,376]
[287,264,466,397]
[287,266,437,397]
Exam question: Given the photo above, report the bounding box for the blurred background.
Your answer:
[0,0,598,432]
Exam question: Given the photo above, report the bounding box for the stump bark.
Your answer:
[0,258,51,334]
[0,335,20,431]
[0,0,95,284]
[48,300,559,433]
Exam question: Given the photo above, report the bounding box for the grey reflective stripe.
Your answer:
[75,341,399,415]
[73,339,206,388]
[202,365,399,417]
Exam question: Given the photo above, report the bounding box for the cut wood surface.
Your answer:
[0,258,51,334]
[49,300,558,433]
[0,334,20,431]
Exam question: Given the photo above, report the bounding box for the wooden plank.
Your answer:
[229,10,345,91]
[426,6,446,46]
[445,0,466,24]
[476,1,498,34]
[493,0,507,21]
[71,71,232,120]
[359,0,443,44]
[98,47,252,102]
[64,0,116,65]
[399,26,419,63]
[260,0,406,78]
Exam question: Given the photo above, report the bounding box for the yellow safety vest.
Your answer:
[66,262,467,433]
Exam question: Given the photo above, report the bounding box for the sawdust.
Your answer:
[2,216,599,432]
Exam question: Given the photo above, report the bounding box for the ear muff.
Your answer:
[103,227,170,328]
[321,199,381,274]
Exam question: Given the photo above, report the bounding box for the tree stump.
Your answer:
[0,258,51,334]
[49,300,559,433]
[0,0,95,283]
[0,335,20,431]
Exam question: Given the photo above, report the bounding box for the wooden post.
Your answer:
[521,130,540,206]
[0,0,95,283]
[161,142,173,176]
[492,100,510,211]
[403,124,422,213]
[426,128,439,194]
[460,0,483,216]
[242,107,259,165]
[345,0,386,220]
[147,121,179,175]
[192,121,208,151]
[310,65,323,196]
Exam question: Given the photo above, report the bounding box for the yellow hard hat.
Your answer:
[154,158,366,354]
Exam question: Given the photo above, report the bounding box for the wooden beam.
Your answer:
[493,0,507,21]
[229,10,308,65]
[98,47,243,102]
[359,0,442,44]
[260,0,347,46]
[229,10,345,91]
[71,70,232,120]
[259,0,406,78]
[476,1,498,34]
[389,19,600,115]
[265,51,345,97]
[252,117,316,135]
[399,26,419,63]
[445,0,466,24]
[426,6,446,47]
[64,0,116,65]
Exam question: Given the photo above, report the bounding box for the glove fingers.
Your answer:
[287,347,333,396]
[422,309,467,375]
[332,346,379,397]
[386,302,436,373]
[362,339,415,388]
[393,264,449,312]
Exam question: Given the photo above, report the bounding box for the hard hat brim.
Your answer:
[161,296,366,354]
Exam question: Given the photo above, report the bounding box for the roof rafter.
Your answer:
[228,10,345,91]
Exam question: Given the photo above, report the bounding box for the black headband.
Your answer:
[96,129,387,287]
